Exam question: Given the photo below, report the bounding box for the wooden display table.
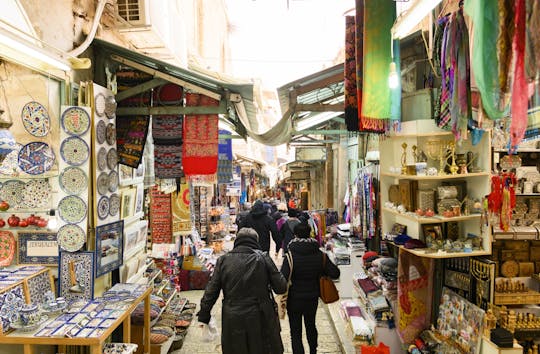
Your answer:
[0,287,152,354]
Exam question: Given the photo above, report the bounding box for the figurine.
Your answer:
[508,310,516,333]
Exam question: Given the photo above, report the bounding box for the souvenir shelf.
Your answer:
[379,121,492,258]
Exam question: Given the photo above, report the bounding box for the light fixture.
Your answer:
[47,209,58,230]
[388,62,399,89]
[391,0,443,39]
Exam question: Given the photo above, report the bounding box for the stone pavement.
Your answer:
[173,290,345,354]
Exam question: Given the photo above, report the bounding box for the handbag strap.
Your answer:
[285,252,293,284]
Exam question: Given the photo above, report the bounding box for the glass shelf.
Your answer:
[382,207,481,224]
[388,242,490,259]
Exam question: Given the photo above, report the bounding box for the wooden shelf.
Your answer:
[387,131,453,138]
[380,172,489,180]
[516,193,540,197]
[388,242,490,259]
[494,148,540,153]
[382,207,481,224]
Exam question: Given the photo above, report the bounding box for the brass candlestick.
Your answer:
[447,141,459,175]
[425,140,450,176]
[401,142,407,175]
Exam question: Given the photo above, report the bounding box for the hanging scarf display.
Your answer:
[360,0,396,133]
[355,0,364,131]
[390,39,401,130]
[344,16,359,131]
[498,0,515,94]
[182,93,219,176]
[438,16,453,129]
[510,0,528,150]
[349,164,378,239]
[530,0,540,75]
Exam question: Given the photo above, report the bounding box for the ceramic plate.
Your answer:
[97,172,109,196]
[18,142,55,175]
[21,102,50,137]
[22,179,51,209]
[97,196,110,220]
[61,107,90,136]
[60,137,89,166]
[57,224,85,252]
[107,149,117,170]
[0,143,23,176]
[104,95,117,119]
[97,147,107,171]
[96,120,106,145]
[59,167,88,195]
[95,93,106,117]
[105,123,116,145]
[0,231,15,267]
[109,193,120,216]
[108,170,119,192]
[58,195,87,224]
[0,180,26,207]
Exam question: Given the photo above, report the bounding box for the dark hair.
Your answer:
[287,208,299,218]
[294,222,311,239]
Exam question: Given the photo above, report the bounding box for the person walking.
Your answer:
[198,228,287,354]
[280,222,340,354]
[238,199,280,252]
[279,208,301,254]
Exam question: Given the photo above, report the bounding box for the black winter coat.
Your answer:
[198,236,287,354]
[279,218,300,253]
[280,238,340,300]
[239,205,280,252]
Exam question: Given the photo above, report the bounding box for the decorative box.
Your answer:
[442,180,468,203]
[513,226,538,240]
[437,198,460,214]
[399,179,418,212]
[501,250,529,261]
[417,189,435,211]
[519,262,535,276]
[493,227,515,240]
[437,185,458,200]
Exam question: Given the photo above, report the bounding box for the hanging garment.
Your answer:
[355,0,364,131]
[498,0,515,94]
[344,16,359,131]
[439,16,453,129]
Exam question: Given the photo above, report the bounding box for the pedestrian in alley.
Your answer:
[197,227,287,354]
[281,222,340,354]
[238,199,281,252]
[279,208,301,254]
[234,201,251,227]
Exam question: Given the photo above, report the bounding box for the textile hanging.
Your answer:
[354,0,364,130]
[344,16,359,131]
[529,0,540,77]
[360,0,395,133]
[154,144,183,179]
[217,129,233,184]
[438,16,452,129]
[150,186,172,243]
[397,249,434,344]
[182,93,219,176]
[390,39,401,130]
[172,183,192,235]
[152,115,183,142]
[116,115,150,168]
[464,0,507,120]
[498,0,515,94]
[143,121,155,188]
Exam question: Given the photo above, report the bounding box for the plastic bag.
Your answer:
[201,317,219,342]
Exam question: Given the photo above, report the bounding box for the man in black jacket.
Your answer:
[280,222,340,354]
[238,199,280,252]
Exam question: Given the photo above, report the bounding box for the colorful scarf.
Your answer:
[344,16,359,131]
[498,0,515,94]
[355,0,364,129]
[360,0,395,133]
[438,16,453,129]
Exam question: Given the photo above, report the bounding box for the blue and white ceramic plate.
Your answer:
[109,193,120,216]
[60,137,89,166]
[97,196,109,220]
[57,224,85,252]
[17,142,55,175]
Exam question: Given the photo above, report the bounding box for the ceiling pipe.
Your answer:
[68,0,108,57]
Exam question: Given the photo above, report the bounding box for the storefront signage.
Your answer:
[295,147,326,161]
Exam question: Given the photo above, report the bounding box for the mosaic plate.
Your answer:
[108,170,119,192]
[22,179,51,209]
[104,95,117,119]
[0,180,26,207]
[21,101,50,137]
[58,195,87,224]
[95,93,106,117]
[0,231,15,267]
[97,196,110,220]
[105,123,116,145]
[60,137,89,166]
[107,149,117,170]
[109,193,120,216]
[0,143,23,176]
[61,107,90,136]
[97,147,107,171]
[18,142,55,175]
[59,167,88,195]
[96,120,106,144]
[97,172,109,196]
[57,224,85,252]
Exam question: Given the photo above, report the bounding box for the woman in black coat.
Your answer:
[198,228,287,354]
[280,222,340,354]
[238,200,280,252]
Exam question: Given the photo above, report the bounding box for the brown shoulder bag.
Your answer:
[319,252,339,304]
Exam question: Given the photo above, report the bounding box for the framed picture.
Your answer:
[95,220,124,277]
[119,164,134,186]
[18,231,58,265]
[58,251,95,302]
[120,188,136,219]
[136,220,148,244]
[123,224,140,259]
[134,183,144,215]
[422,223,443,241]
[132,157,145,184]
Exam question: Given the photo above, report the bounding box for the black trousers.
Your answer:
[287,297,318,354]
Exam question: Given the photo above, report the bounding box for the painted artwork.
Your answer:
[58,251,94,303]
[95,220,124,277]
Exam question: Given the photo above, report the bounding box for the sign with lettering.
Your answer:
[18,232,58,265]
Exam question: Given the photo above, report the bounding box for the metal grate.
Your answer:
[117,0,140,22]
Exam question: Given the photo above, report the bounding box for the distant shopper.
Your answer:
[279,208,301,254]
[235,202,251,227]
[280,222,340,354]
[198,228,287,354]
[238,200,280,252]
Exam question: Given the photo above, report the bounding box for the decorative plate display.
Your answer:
[0,143,23,176]
[22,179,51,209]
[97,196,110,220]
[0,180,26,207]
[95,93,106,117]
[58,195,87,224]
[60,136,89,166]
[61,107,90,136]
[96,120,106,144]
[97,147,107,171]
[0,231,16,266]
[105,123,116,145]
[108,170,119,192]
[57,224,85,252]
[97,172,109,196]
[21,101,50,137]
[107,148,118,170]
[104,95,117,119]
[109,193,120,216]
[500,260,519,278]
[59,167,88,195]
[18,142,55,175]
